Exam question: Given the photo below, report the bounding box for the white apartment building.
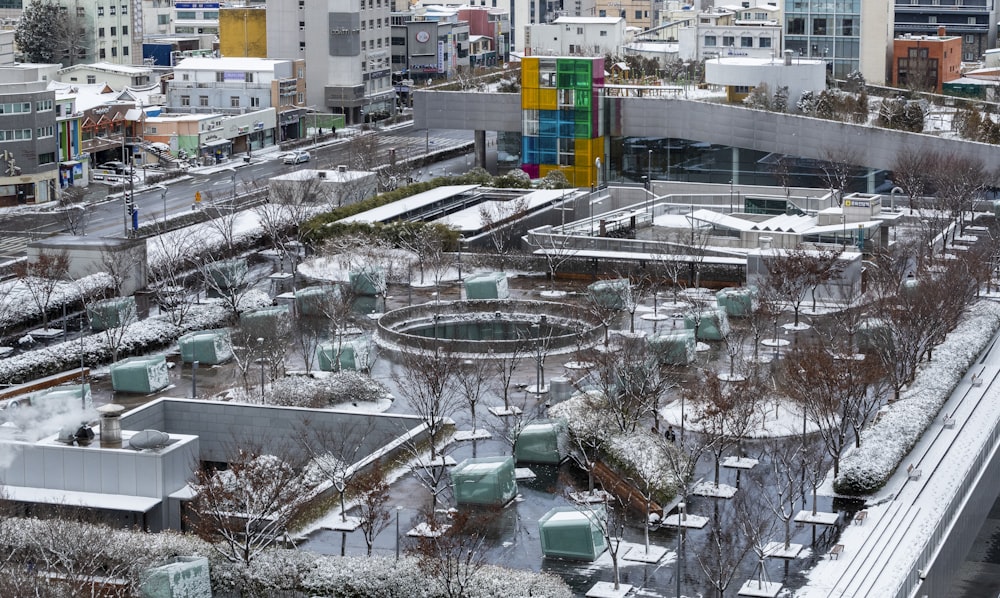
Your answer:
[676,2,782,61]
[525,16,625,56]
[267,0,393,125]
[57,62,156,89]
[55,0,137,65]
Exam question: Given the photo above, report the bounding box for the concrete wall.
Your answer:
[121,398,427,465]
[27,235,148,296]
[414,90,1000,182]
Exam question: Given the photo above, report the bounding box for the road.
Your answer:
[0,127,477,258]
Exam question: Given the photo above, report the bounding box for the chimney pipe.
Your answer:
[97,404,125,448]
[784,50,792,66]
[938,26,946,37]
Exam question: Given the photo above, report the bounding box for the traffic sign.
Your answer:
[195,191,202,203]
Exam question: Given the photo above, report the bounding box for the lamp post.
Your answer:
[395,505,404,560]
[457,234,465,288]
[594,156,602,190]
[192,360,199,398]
[79,312,86,409]
[259,341,267,393]
[532,316,547,393]
[729,179,734,213]
[589,197,604,237]
[159,184,168,222]
[647,149,652,193]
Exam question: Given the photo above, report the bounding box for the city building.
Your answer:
[54,0,137,65]
[458,6,510,64]
[0,62,61,83]
[142,109,277,163]
[891,28,962,93]
[676,3,781,61]
[894,0,996,63]
[584,0,658,31]
[267,0,393,125]
[0,80,58,205]
[0,29,13,65]
[520,56,604,187]
[57,62,156,90]
[704,53,825,106]
[390,7,469,83]
[525,16,625,57]
[170,0,220,36]
[166,56,306,142]
[219,6,267,58]
[784,0,894,83]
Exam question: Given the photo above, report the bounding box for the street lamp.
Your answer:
[258,343,270,394]
[395,505,404,560]
[457,234,465,288]
[594,156,602,190]
[647,149,652,193]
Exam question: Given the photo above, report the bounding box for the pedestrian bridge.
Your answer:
[412,90,1000,180]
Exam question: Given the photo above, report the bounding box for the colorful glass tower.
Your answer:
[520,56,604,188]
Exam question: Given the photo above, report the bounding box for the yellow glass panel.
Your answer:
[538,88,557,111]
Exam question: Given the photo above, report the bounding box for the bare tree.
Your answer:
[687,370,763,489]
[393,349,462,462]
[14,248,70,330]
[753,438,806,558]
[780,343,881,476]
[820,147,861,206]
[892,146,933,211]
[193,253,257,322]
[147,228,202,326]
[456,356,495,436]
[479,196,529,270]
[759,246,840,327]
[533,228,579,280]
[354,460,393,556]
[186,443,319,565]
[489,345,527,414]
[696,501,754,598]
[59,186,90,235]
[928,153,986,242]
[579,337,673,434]
[410,508,494,598]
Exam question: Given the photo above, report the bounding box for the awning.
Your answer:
[203,138,232,148]
[1,484,161,513]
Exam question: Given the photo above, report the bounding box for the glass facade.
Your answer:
[784,0,861,78]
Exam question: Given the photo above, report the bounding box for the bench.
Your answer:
[972,374,983,387]
[943,413,956,429]
[907,464,922,481]
[854,510,868,525]
[830,544,844,560]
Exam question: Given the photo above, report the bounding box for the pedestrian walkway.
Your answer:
[797,306,1000,597]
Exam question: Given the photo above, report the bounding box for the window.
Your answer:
[36,126,53,138]
[199,96,208,106]
[250,97,260,107]
[722,35,734,47]
[230,96,240,107]
[157,14,168,25]
[98,27,105,37]
[244,72,253,83]
[968,16,976,25]
[176,11,195,19]
[109,5,115,14]
[216,71,224,82]
[76,6,84,16]
[111,46,117,57]
[812,17,827,35]
[181,95,190,106]
[840,18,854,35]
[122,25,127,34]
[121,3,126,13]
[599,30,607,36]
[0,102,30,114]
[635,10,642,19]
[35,99,53,112]
[298,92,304,103]
[110,26,116,36]
[298,68,304,78]
[704,35,716,46]
[759,36,771,48]
[87,75,96,83]
[928,16,937,23]
[741,36,752,48]
[99,49,106,59]
[788,17,804,34]
[97,6,104,16]
[123,46,128,56]
[966,34,975,43]
[38,152,55,165]
[598,10,606,16]
[0,129,32,141]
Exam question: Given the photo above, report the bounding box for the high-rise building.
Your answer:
[267,0,393,125]
[0,80,58,205]
[894,0,996,63]
[784,0,894,84]
[219,6,267,58]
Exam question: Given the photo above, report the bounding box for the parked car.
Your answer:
[282,151,310,165]
[98,161,127,174]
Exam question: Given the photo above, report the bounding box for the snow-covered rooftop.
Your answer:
[338,185,480,224]
[174,56,292,72]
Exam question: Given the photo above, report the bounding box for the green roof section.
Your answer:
[538,506,608,561]
[451,456,518,506]
[87,296,138,332]
[715,287,756,318]
[515,420,568,464]
[684,308,730,341]
[32,383,92,411]
[110,355,170,394]
[295,286,337,317]
[317,338,374,372]
[464,272,510,300]
[240,305,291,339]
[178,329,233,365]
[649,330,696,365]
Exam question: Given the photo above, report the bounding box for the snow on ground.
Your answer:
[660,397,821,438]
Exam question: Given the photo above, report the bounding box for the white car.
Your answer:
[282,151,310,165]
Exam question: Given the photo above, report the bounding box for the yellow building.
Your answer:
[219,7,267,58]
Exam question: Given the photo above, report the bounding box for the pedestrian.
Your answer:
[666,426,675,443]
